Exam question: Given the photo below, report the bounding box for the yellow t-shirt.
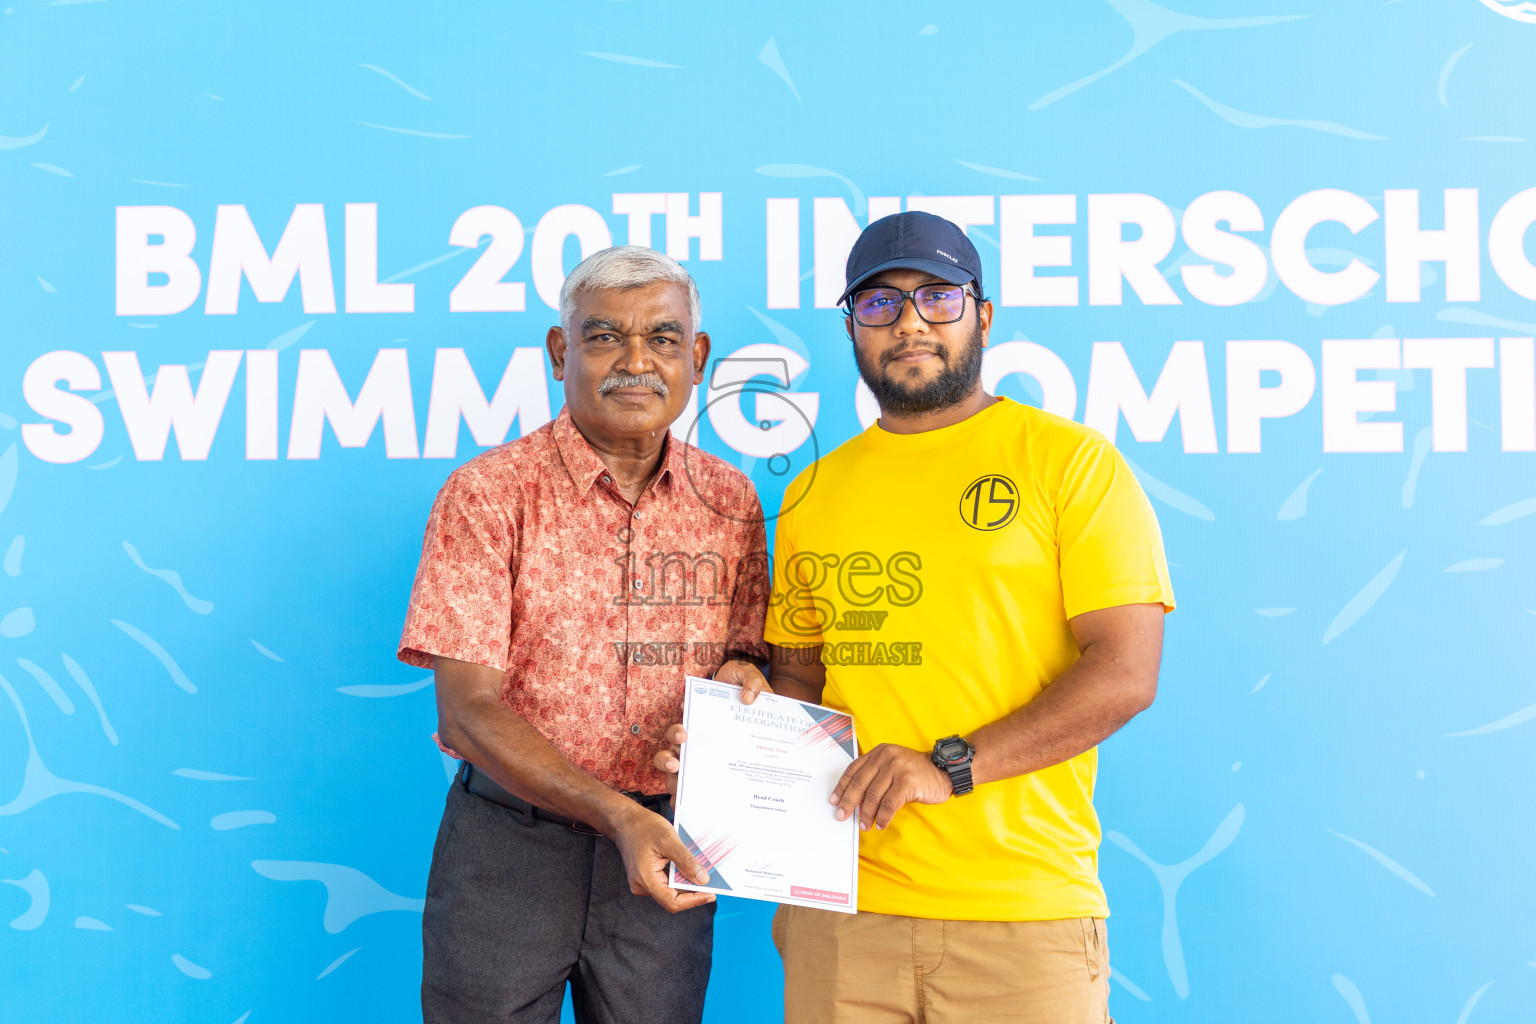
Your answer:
[764,396,1174,921]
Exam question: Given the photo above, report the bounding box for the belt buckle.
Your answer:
[570,820,603,837]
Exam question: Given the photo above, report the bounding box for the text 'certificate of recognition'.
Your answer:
[669,677,859,913]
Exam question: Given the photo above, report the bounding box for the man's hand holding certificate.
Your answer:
[666,676,859,913]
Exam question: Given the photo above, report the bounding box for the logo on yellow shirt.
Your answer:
[959,474,1019,531]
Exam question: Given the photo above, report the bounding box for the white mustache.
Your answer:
[598,372,669,397]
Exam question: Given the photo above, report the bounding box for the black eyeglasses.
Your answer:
[845,283,978,327]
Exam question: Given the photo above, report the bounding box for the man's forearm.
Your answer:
[437,679,641,835]
[762,643,827,704]
[764,673,823,703]
[967,645,1156,786]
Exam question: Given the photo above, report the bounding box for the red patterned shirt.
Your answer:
[398,407,769,794]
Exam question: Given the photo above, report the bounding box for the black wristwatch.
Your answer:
[930,735,975,796]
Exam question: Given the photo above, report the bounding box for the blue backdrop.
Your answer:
[3,2,1535,1022]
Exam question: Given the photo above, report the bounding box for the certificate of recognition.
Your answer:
[669,676,859,913]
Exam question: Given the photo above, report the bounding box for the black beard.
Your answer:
[854,318,985,416]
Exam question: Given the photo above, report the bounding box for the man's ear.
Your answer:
[692,330,711,386]
[844,315,854,341]
[546,325,567,382]
[977,300,993,347]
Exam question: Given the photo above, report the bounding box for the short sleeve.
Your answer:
[397,467,518,671]
[1056,440,1175,620]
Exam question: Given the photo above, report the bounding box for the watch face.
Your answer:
[936,738,968,765]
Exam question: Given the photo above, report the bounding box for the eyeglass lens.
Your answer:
[851,284,967,326]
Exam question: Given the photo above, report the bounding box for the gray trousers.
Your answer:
[421,777,715,1024]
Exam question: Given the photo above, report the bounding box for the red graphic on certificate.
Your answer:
[790,886,850,906]
[799,711,855,756]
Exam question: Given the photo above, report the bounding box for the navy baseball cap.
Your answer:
[838,210,985,307]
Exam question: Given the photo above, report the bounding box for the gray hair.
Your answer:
[558,245,702,335]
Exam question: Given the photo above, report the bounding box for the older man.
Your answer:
[398,246,768,1024]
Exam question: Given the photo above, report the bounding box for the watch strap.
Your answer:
[945,758,974,796]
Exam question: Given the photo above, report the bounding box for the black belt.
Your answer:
[459,762,671,836]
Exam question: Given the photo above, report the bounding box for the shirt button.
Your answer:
[602,474,611,483]
[633,510,642,519]
[630,724,642,735]
[633,579,644,590]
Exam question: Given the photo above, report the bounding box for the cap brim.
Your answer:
[837,257,974,307]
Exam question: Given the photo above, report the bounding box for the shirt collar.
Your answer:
[553,406,681,499]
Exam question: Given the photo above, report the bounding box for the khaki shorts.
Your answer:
[772,904,1111,1024]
